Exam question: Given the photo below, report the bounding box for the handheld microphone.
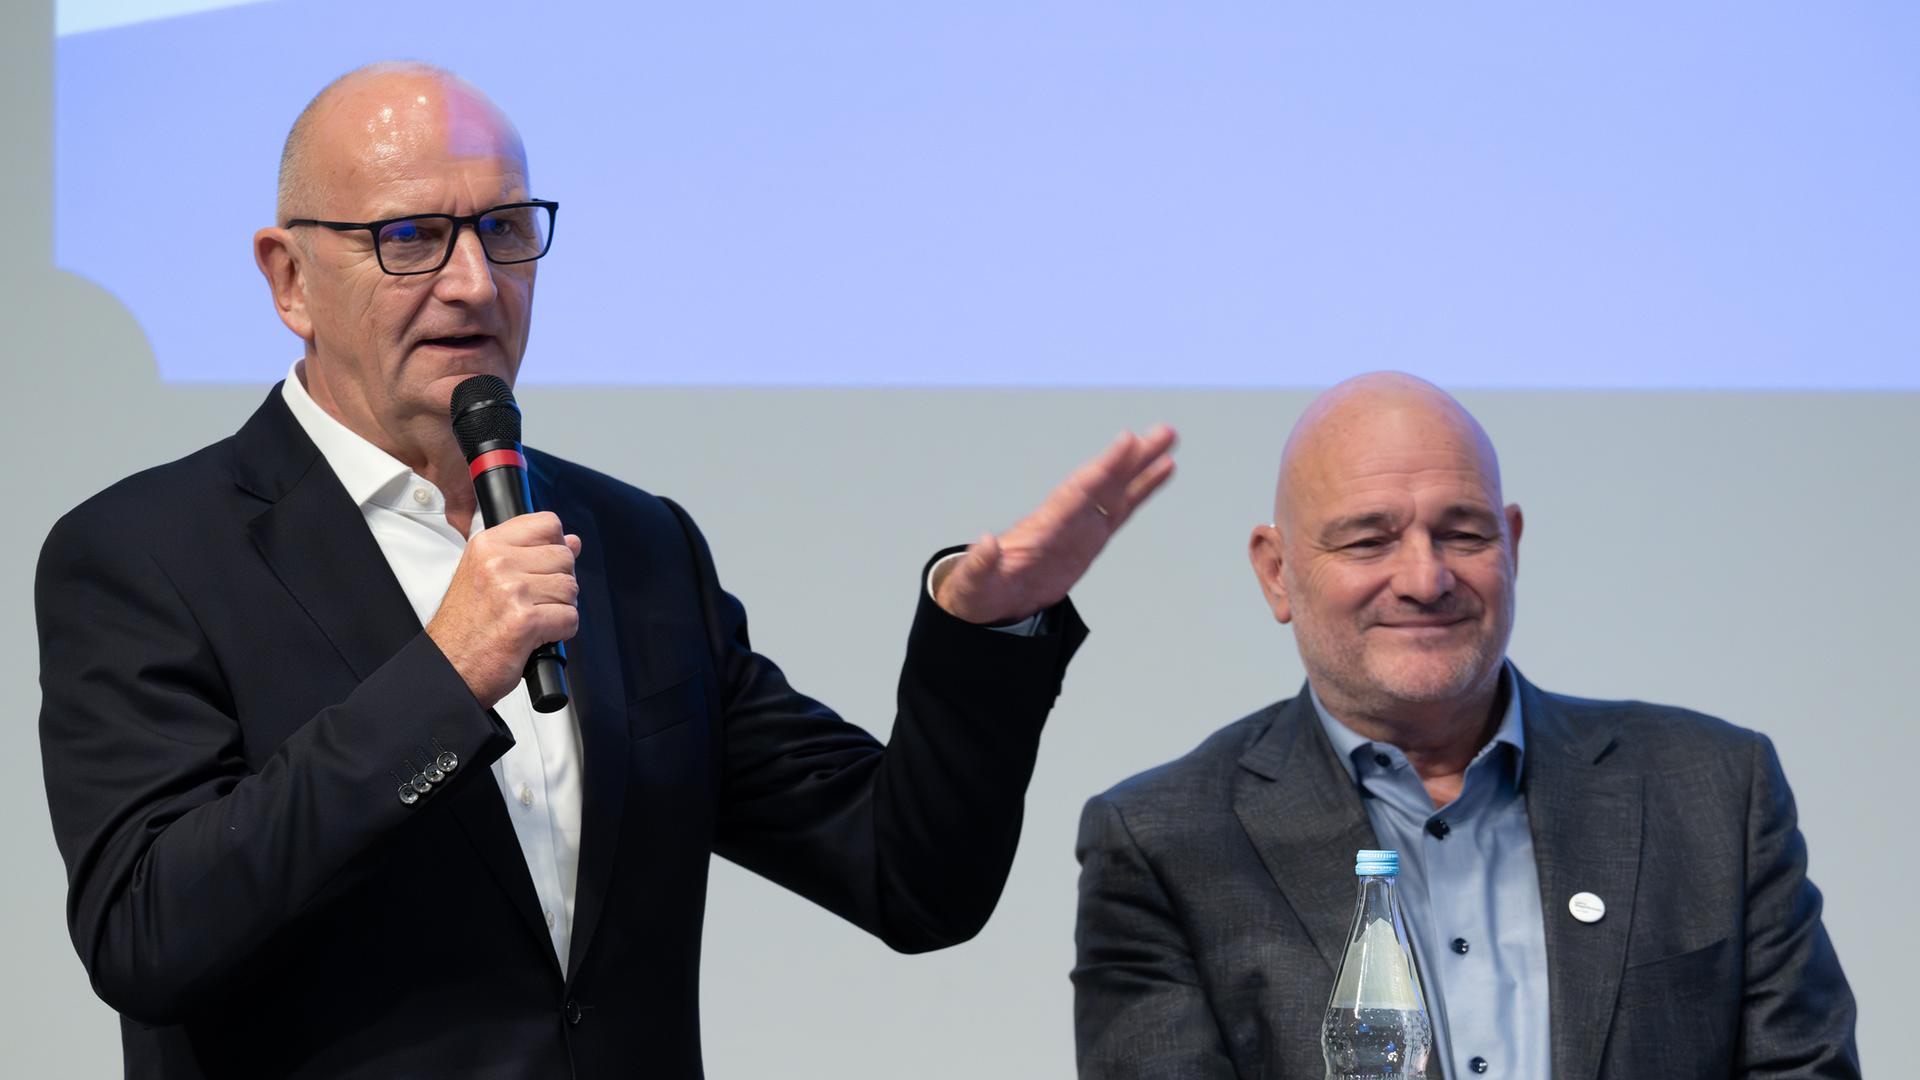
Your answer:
[449,375,570,713]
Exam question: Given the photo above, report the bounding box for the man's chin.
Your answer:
[420,361,517,403]
[1363,650,1496,705]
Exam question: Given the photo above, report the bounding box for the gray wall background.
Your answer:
[4,6,1913,1076]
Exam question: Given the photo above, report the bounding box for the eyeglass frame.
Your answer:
[284,199,559,277]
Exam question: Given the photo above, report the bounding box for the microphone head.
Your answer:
[450,375,523,460]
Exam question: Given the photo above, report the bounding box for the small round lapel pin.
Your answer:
[1568,891,1606,924]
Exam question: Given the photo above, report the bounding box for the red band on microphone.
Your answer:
[468,449,526,478]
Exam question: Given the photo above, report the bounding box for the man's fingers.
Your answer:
[1130,452,1178,501]
[966,531,1002,576]
[1071,424,1178,522]
[1133,423,1178,469]
[493,511,566,545]
[934,533,1006,622]
[532,603,581,643]
[1063,439,1140,516]
[1065,431,1137,497]
[529,570,581,606]
[1108,424,1177,490]
[1111,454,1177,526]
[529,542,578,575]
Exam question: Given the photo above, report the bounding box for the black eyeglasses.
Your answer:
[285,200,558,276]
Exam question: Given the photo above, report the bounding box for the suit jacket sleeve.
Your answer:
[35,506,513,1025]
[1073,794,1238,1079]
[662,499,1087,952]
[1739,733,1860,1077]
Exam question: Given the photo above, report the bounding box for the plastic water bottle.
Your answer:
[1320,849,1434,1080]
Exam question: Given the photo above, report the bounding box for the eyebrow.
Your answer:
[1319,511,1402,542]
[357,196,534,222]
[1435,504,1502,530]
[1318,504,1501,543]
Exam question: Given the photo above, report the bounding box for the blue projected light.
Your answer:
[56,3,1920,388]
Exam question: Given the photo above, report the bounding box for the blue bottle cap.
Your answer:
[1355,849,1399,876]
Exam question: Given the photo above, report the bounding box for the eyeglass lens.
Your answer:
[376,205,553,272]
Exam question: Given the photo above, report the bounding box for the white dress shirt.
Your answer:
[281,363,583,973]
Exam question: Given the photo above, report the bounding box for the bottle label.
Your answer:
[1328,917,1421,1009]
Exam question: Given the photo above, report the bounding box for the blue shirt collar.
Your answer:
[1309,661,1525,787]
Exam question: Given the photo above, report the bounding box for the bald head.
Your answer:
[1248,371,1521,725]
[254,62,541,478]
[1274,372,1503,532]
[275,61,527,224]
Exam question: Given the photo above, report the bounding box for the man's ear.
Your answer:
[1505,503,1524,574]
[254,227,314,341]
[1248,523,1293,624]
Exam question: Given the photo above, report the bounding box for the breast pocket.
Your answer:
[626,670,707,741]
[1621,935,1734,1000]
[1609,936,1739,1074]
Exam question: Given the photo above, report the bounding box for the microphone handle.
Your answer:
[470,445,571,714]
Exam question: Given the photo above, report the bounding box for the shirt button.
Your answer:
[564,999,582,1026]
[519,784,534,807]
[411,487,431,505]
[1470,1056,1489,1074]
[1372,752,1392,768]
[1452,937,1470,954]
[544,910,555,929]
[1427,819,1451,840]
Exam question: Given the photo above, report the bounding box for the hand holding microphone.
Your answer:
[424,376,575,711]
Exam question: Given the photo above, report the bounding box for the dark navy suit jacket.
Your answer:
[38,386,1085,1078]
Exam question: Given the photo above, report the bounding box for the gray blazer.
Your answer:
[1073,671,1858,1079]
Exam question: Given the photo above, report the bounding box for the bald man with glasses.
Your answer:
[37,61,1173,1078]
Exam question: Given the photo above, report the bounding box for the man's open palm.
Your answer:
[936,424,1177,625]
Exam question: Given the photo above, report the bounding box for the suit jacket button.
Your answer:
[1470,1056,1489,1073]
[397,784,420,806]
[564,999,583,1026]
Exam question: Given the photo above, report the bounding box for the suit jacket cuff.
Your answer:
[902,545,1089,727]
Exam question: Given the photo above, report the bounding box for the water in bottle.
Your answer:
[1321,849,1433,1080]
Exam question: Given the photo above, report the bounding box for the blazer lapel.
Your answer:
[529,461,633,982]
[1519,673,1642,1080]
[236,388,557,966]
[238,390,421,684]
[1232,691,1380,975]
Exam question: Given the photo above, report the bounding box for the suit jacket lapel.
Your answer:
[1519,673,1642,1080]
[529,461,634,982]
[1233,691,1380,975]
[238,390,420,684]
[236,388,557,968]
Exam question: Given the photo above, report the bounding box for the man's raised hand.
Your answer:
[935,425,1177,626]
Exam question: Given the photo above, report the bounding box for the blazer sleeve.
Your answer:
[1738,733,1860,1078]
[35,509,513,1025]
[661,498,1087,953]
[1073,795,1238,1079]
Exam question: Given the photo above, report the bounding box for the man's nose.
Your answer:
[433,226,498,304]
[1391,534,1455,605]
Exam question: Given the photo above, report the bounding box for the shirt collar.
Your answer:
[1309,661,1526,787]
[280,360,434,511]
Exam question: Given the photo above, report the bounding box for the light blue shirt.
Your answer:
[1311,666,1551,1080]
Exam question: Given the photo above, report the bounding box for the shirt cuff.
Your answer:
[926,551,1045,637]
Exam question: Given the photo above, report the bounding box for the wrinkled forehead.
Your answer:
[1281,400,1504,525]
